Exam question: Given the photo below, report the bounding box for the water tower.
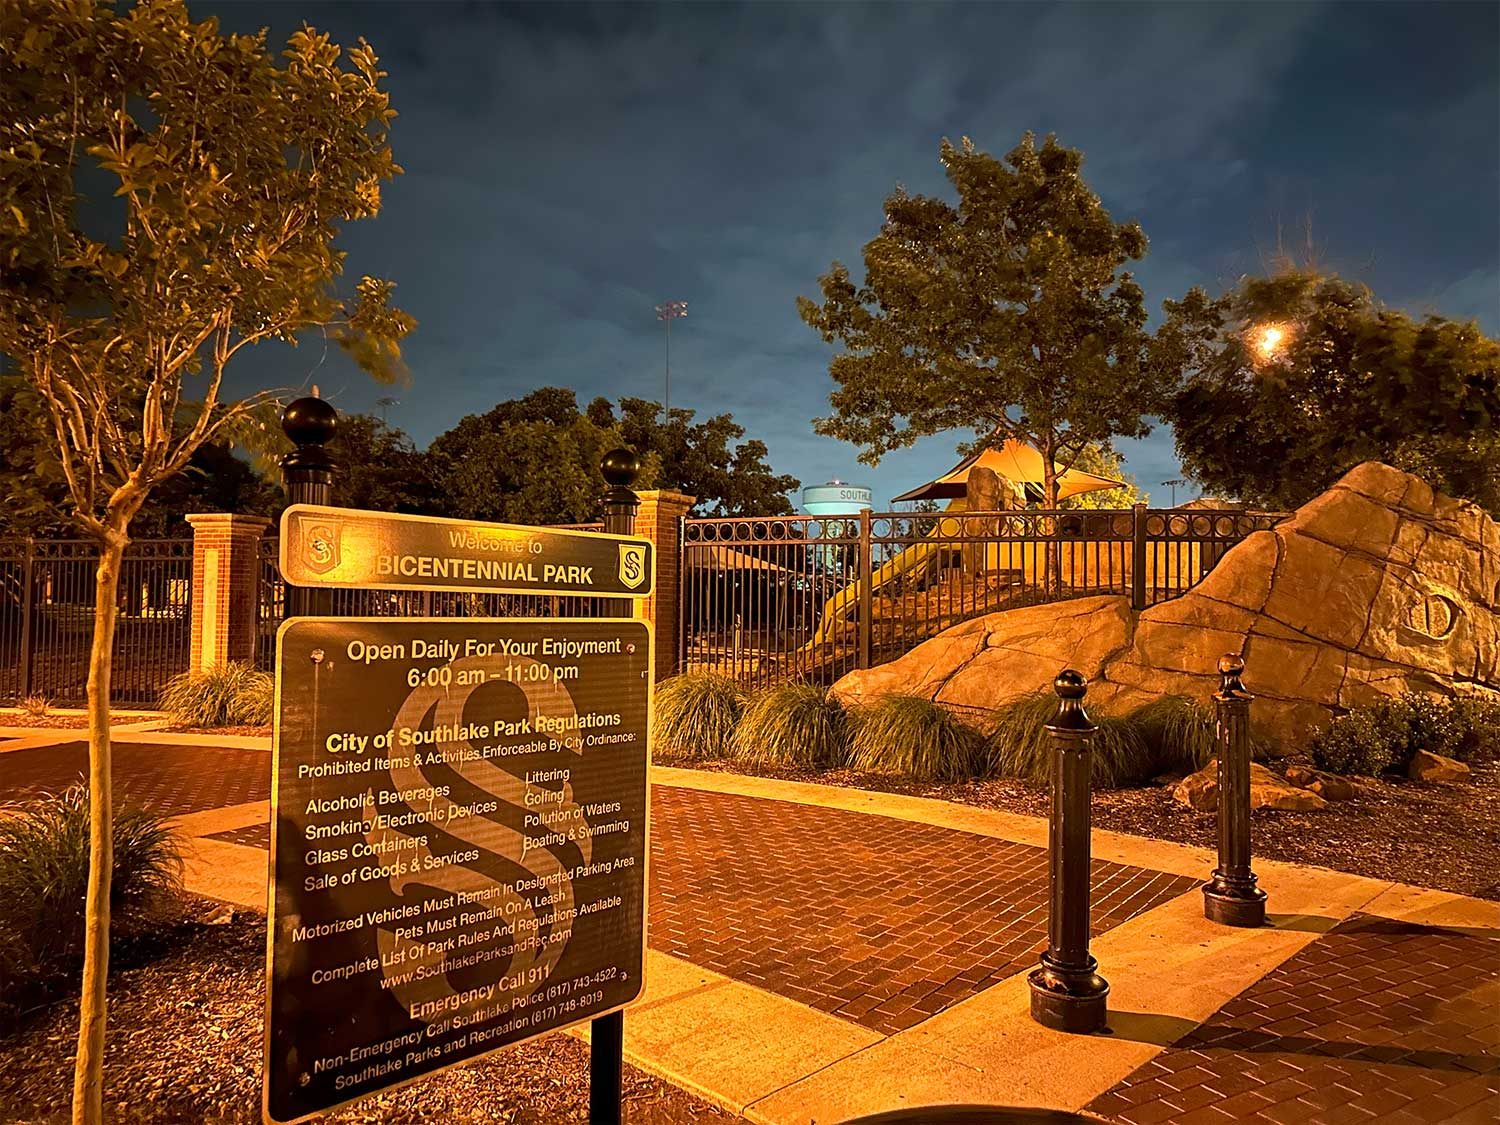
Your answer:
[802,480,871,576]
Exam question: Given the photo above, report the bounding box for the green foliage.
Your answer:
[606,397,801,517]
[329,413,436,515]
[1161,270,1500,514]
[1059,444,1149,509]
[0,785,182,1007]
[159,661,273,728]
[426,389,800,525]
[984,692,1155,788]
[732,683,850,769]
[847,694,984,782]
[0,0,414,538]
[1309,692,1499,776]
[1126,695,1216,774]
[799,132,1167,507]
[653,673,745,761]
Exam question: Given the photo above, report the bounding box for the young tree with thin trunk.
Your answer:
[0,3,413,1119]
[798,133,1166,509]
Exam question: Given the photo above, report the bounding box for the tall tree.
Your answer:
[0,4,412,1118]
[327,412,436,515]
[1160,271,1500,514]
[602,396,800,516]
[798,132,1164,508]
[1059,444,1148,509]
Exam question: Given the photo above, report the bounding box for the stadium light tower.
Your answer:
[655,300,688,417]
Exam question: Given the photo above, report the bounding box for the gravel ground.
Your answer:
[0,908,742,1125]
[676,756,1500,899]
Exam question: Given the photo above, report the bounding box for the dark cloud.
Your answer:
[211,0,1499,507]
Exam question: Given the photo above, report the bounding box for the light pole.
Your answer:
[1161,478,1185,507]
[655,300,687,418]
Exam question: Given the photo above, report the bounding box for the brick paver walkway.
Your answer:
[1086,913,1500,1125]
[0,741,270,816]
[648,786,1197,1033]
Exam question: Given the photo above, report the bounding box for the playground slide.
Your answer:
[802,498,968,651]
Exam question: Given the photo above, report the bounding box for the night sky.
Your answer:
[212,1,1500,508]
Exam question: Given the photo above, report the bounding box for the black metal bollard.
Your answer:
[1028,670,1109,1033]
[590,448,640,1125]
[1202,654,1267,927]
[280,396,337,620]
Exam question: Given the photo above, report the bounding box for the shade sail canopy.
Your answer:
[684,543,793,575]
[890,440,1125,504]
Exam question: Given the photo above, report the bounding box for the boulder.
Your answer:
[1173,760,1329,812]
[834,462,1500,751]
[1283,764,1358,801]
[1407,750,1472,782]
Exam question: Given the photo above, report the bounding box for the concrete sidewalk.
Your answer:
[2,730,1495,1124]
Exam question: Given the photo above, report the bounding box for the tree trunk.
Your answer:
[1042,446,1060,595]
[72,533,126,1125]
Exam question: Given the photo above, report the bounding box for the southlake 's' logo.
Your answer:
[617,543,647,590]
[303,521,340,575]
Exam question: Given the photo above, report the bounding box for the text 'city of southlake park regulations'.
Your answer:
[264,618,651,1124]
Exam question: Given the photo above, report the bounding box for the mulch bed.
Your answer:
[159,724,271,738]
[0,905,741,1125]
[674,757,1500,900]
[0,713,158,729]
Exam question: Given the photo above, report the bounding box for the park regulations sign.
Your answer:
[280,504,654,598]
[263,617,651,1124]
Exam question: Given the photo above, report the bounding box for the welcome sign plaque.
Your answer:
[264,617,651,1123]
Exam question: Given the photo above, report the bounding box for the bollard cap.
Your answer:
[601,448,641,489]
[1048,669,1095,734]
[283,396,338,448]
[1216,652,1253,703]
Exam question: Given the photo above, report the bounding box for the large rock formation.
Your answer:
[833,463,1499,749]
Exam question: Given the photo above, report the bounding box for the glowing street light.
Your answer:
[655,300,688,417]
[1253,323,1287,360]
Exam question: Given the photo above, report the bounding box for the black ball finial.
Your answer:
[1053,669,1088,701]
[601,448,641,489]
[283,396,338,448]
[1217,653,1250,700]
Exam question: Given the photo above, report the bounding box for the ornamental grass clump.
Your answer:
[0,785,183,1019]
[653,673,745,760]
[847,694,984,782]
[1127,695,1217,775]
[159,661,273,727]
[733,683,850,769]
[985,692,1155,788]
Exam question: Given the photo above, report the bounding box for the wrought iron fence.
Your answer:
[680,506,1285,689]
[0,538,194,707]
[255,538,612,671]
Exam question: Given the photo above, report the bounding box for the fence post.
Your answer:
[591,447,640,1125]
[1130,503,1147,611]
[628,489,695,681]
[1203,654,1267,927]
[18,538,36,700]
[280,397,337,620]
[857,507,873,670]
[1029,669,1109,1033]
[185,514,273,672]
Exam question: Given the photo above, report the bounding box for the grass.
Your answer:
[1126,695,1217,775]
[733,683,850,769]
[0,785,183,1020]
[21,694,51,718]
[653,673,746,760]
[847,694,985,782]
[159,661,273,727]
[986,692,1160,788]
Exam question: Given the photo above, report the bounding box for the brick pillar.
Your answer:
[630,490,695,681]
[186,513,272,672]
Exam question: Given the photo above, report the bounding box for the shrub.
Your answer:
[847,694,984,782]
[1310,692,1498,776]
[732,683,850,769]
[0,785,183,1013]
[1453,696,1500,761]
[1127,695,1216,775]
[653,673,745,760]
[159,661,273,727]
[21,694,51,718]
[985,692,1155,787]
